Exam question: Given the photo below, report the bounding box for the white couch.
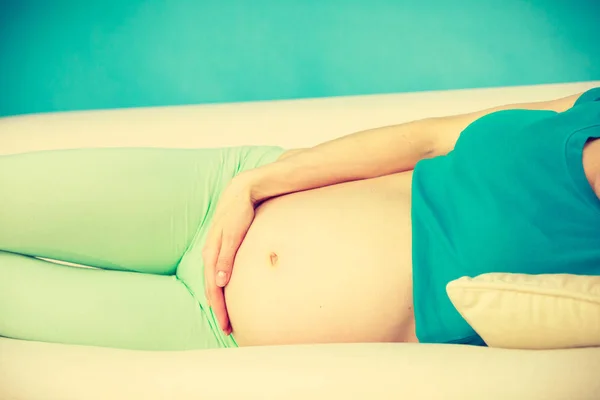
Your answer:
[1,82,599,399]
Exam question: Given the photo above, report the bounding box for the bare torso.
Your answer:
[225,138,600,347]
[225,170,417,346]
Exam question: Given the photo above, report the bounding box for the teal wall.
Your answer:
[1,0,599,117]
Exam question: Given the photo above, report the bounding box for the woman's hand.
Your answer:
[202,172,258,335]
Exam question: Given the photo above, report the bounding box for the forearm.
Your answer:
[245,91,581,203]
[247,117,437,202]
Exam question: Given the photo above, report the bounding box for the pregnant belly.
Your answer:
[225,171,416,346]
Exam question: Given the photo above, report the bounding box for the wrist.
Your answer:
[235,165,277,205]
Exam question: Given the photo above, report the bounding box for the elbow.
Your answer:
[430,111,479,158]
[418,117,456,160]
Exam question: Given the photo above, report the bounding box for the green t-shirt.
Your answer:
[411,87,600,345]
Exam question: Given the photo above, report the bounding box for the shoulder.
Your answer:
[574,87,600,106]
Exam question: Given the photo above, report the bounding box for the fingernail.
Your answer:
[216,270,227,287]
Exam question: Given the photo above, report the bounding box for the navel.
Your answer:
[269,252,279,267]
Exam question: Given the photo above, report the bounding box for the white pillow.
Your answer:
[446,273,600,349]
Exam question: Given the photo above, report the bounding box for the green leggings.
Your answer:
[0,145,285,350]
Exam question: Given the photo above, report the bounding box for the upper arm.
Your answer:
[430,92,583,157]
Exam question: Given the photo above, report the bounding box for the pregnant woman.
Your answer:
[1,87,599,351]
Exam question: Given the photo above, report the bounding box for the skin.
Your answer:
[584,139,600,197]
[225,169,418,345]
[202,91,599,337]
[222,140,600,347]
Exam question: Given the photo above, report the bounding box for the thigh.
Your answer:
[0,251,220,350]
[0,147,237,274]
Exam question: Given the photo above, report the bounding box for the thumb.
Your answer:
[215,233,242,287]
[216,270,229,287]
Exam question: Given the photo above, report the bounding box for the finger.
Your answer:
[207,279,231,332]
[214,232,244,288]
[203,230,231,332]
[202,229,222,306]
